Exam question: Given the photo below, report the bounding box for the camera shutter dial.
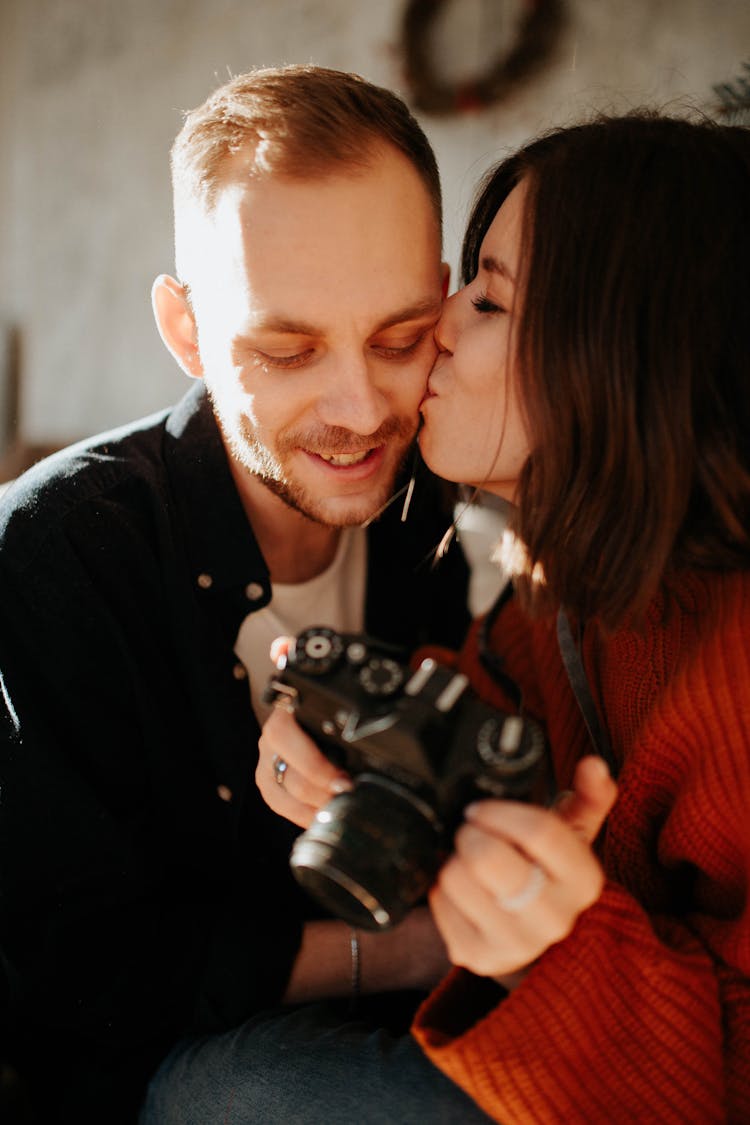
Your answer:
[358,657,404,697]
[477,715,532,771]
[293,628,345,675]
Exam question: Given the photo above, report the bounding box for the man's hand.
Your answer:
[257,705,352,829]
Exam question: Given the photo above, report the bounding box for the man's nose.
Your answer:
[316,355,391,435]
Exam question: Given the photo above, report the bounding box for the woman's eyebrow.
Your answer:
[480,254,516,285]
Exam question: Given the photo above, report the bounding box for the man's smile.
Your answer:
[315,449,374,467]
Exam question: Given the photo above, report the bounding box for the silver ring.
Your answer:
[496,863,546,913]
[272,754,289,787]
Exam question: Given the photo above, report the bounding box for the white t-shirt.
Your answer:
[234,525,367,723]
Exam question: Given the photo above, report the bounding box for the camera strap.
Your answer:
[556,608,618,778]
[479,585,618,778]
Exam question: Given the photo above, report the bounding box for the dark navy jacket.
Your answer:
[0,382,470,1123]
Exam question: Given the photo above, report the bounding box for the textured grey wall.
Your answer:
[1,0,748,444]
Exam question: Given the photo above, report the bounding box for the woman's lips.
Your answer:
[420,380,438,407]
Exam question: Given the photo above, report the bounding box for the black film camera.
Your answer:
[264,627,548,931]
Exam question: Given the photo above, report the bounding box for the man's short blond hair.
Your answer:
[170,65,441,279]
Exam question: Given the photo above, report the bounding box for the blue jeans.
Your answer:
[139,1000,493,1124]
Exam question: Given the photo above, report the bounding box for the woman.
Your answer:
[259,112,750,1123]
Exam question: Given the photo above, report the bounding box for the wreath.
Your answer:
[401,0,566,115]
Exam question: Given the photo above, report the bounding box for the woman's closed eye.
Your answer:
[472,293,506,315]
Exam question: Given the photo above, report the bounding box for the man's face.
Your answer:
[185,146,444,528]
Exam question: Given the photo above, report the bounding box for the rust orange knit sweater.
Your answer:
[412,569,750,1123]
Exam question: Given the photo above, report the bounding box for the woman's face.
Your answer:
[419,180,530,502]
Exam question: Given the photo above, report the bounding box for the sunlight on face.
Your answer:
[180,147,444,527]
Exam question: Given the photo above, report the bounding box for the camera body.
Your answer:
[264,626,548,930]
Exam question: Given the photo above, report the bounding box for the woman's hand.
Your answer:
[257,704,351,829]
[429,756,617,984]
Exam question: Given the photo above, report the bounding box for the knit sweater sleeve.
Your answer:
[412,572,750,1124]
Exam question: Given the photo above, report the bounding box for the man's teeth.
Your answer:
[318,450,370,466]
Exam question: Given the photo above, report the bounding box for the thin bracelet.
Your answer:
[349,928,361,1013]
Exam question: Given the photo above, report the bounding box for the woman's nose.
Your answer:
[433,289,460,354]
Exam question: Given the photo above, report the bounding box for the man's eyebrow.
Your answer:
[372,298,443,333]
[480,255,516,285]
[241,315,320,337]
[238,298,443,340]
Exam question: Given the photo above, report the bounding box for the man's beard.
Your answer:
[221,410,417,528]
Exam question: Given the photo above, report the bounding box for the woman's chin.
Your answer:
[418,430,463,485]
[416,424,441,475]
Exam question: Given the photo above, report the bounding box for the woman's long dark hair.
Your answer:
[463,113,750,629]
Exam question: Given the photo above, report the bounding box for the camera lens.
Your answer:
[289,776,442,930]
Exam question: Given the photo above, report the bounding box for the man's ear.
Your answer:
[440,262,451,300]
[151,275,203,378]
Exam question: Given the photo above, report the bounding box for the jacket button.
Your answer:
[245,581,265,601]
[197,573,213,589]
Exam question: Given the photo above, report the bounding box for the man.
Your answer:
[0,67,471,1123]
